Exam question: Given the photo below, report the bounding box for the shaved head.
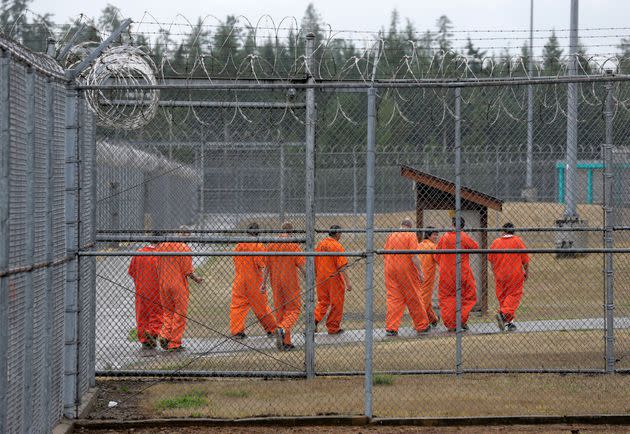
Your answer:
[401,218,414,228]
[281,221,294,231]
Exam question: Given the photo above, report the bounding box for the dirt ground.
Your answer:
[75,424,630,433]
[86,374,630,421]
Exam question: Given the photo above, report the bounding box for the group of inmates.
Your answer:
[128,218,529,352]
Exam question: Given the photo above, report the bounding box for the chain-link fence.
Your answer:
[4,20,630,426]
[88,52,630,419]
[0,34,97,432]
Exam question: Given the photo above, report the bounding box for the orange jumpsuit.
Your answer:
[383,232,429,332]
[155,242,194,349]
[128,245,163,343]
[230,242,277,336]
[488,235,530,323]
[435,231,478,330]
[267,239,305,345]
[314,237,349,334]
[418,239,439,325]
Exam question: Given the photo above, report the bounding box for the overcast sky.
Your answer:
[30,0,630,56]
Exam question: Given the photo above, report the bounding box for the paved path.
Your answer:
[95,245,630,370]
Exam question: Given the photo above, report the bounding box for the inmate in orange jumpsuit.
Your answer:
[314,237,349,334]
[267,239,305,345]
[155,242,194,349]
[435,231,479,330]
[383,232,429,332]
[418,238,439,325]
[488,235,530,323]
[128,245,163,343]
[230,242,277,336]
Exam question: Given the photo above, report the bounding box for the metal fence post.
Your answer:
[88,105,97,388]
[454,87,463,376]
[525,0,535,199]
[304,32,317,379]
[21,66,36,434]
[603,75,615,373]
[564,0,579,219]
[63,85,80,418]
[279,137,286,223]
[43,78,55,431]
[364,87,376,418]
[353,149,358,215]
[200,140,205,218]
[0,48,10,434]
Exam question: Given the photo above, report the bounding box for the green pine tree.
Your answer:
[465,36,486,74]
[542,30,563,74]
[435,15,453,53]
[617,37,630,73]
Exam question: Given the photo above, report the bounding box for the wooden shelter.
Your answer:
[400,165,503,314]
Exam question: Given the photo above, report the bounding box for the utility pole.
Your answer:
[564,0,579,219]
[524,0,536,201]
[556,0,585,257]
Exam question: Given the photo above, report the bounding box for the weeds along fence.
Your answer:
[0,34,97,432]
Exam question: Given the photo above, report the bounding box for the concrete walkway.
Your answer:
[96,300,630,370]
[95,249,630,370]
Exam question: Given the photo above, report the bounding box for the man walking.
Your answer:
[155,227,203,352]
[267,222,306,350]
[489,222,530,332]
[435,217,478,332]
[314,225,351,335]
[230,223,277,339]
[128,237,162,349]
[383,218,430,337]
[417,227,440,327]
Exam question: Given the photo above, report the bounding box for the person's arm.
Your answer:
[188,272,203,284]
[518,237,530,280]
[340,268,352,291]
[128,256,136,278]
[296,246,307,279]
[464,233,479,250]
[411,255,425,283]
[260,267,268,293]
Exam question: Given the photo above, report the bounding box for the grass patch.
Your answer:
[136,373,630,418]
[127,328,138,342]
[222,389,249,398]
[155,390,207,410]
[373,374,395,386]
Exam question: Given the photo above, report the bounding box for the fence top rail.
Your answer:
[375,248,630,255]
[79,250,368,257]
[76,73,630,90]
[79,248,630,257]
[96,226,616,235]
[315,226,609,233]
[95,235,308,244]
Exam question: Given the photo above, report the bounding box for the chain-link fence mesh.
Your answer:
[88,67,630,420]
[4,16,630,425]
[0,34,91,433]
[0,33,98,432]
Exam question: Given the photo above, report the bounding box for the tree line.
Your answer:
[2,0,628,164]
[3,0,630,78]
